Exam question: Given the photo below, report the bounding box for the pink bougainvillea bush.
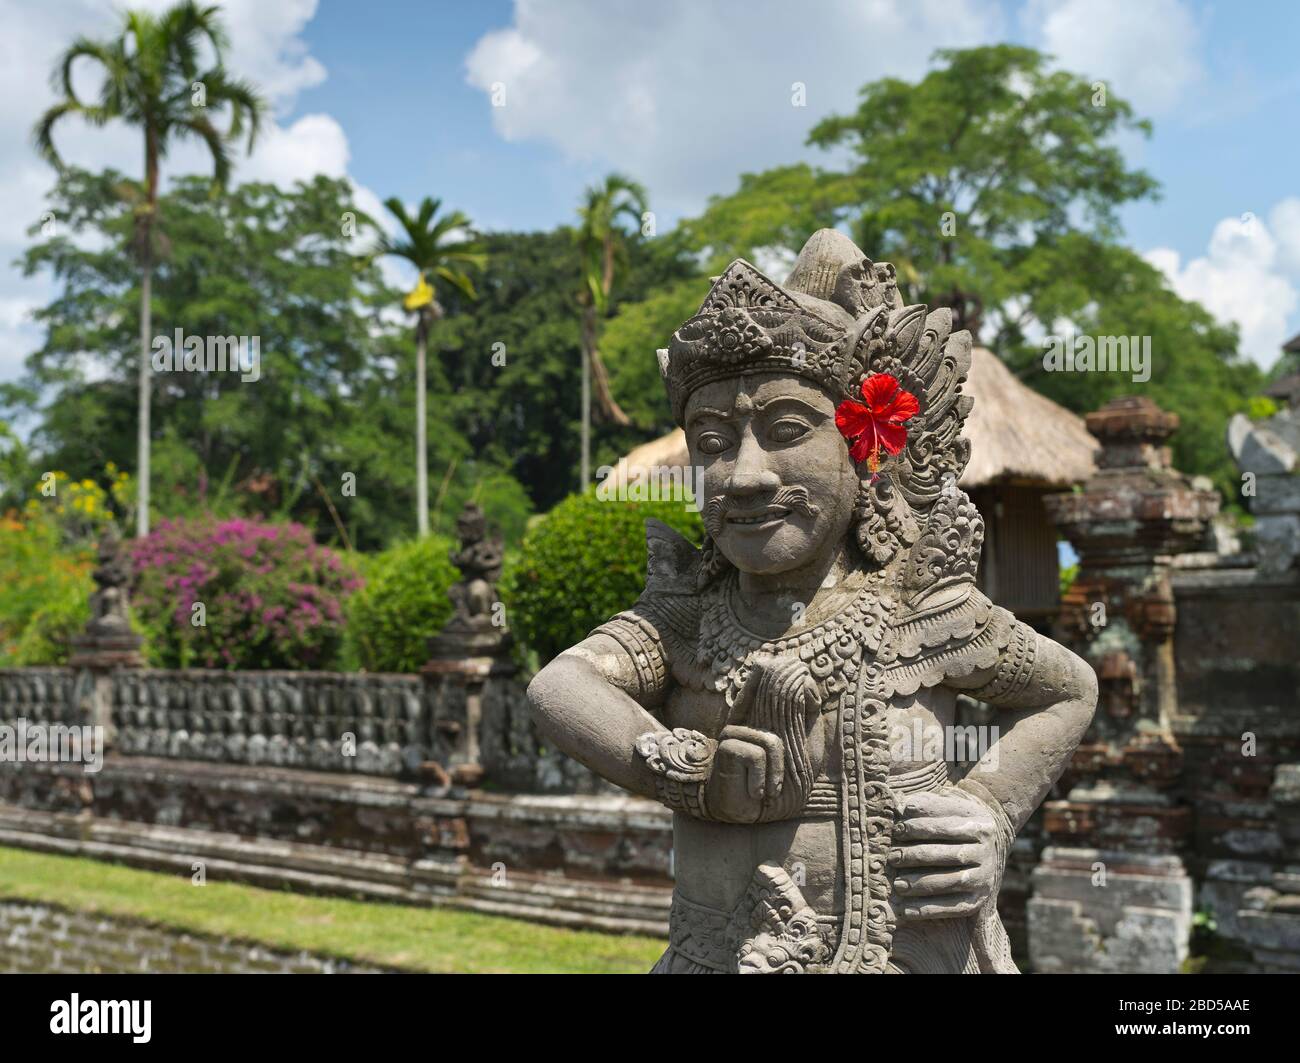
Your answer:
[131,517,362,670]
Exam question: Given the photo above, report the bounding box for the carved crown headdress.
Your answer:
[659,230,975,565]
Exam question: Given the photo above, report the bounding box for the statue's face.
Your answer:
[685,373,857,576]
[457,506,486,541]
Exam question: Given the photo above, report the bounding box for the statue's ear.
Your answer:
[899,488,984,611]
[644,518,701,595]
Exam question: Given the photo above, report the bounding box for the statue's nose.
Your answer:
[725,433,780,497]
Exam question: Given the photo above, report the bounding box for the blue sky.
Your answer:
[299,0,1300,253]
[3,0,1299,381]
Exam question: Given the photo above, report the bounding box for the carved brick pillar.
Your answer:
[421,503,512,789]
[67,528,144,746]
[1035,396,1218,972]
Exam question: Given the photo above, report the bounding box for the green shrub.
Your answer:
[0,511,94,665]
[12,586,91,666]
[501,491,703,665]
[345,536,459,673]
[131,516,362,670]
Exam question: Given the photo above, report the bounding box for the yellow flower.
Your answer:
[403,272,434,311]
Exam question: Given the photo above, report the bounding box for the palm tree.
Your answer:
[373,197,486,538]
[576,174,648,487]
[34,1,264,537]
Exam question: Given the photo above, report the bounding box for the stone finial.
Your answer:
[1228,413,1297,476]
[1226,405,1300,572]
[69,526,143,668]
[1084,396,1180,471]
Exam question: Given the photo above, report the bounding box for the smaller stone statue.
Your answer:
[424,503,512,790]
[70,526,143,667]
[85,527,134,638]
[429,502,509,659]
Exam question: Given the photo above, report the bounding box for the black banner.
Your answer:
[0,972,1283,1050]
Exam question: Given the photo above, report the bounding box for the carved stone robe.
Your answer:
[594,516,1027,974]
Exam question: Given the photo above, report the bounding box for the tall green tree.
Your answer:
[433,228,691,515]
[34,0,264,536]
[602,46,1262,497]
[576,174,648,486]
[7,168,532,550]
[372,197,486,538]
[807,44,1158,342]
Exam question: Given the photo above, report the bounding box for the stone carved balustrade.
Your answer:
[110,671,435,776]
[0,669,80,729]
[1,664,592,791]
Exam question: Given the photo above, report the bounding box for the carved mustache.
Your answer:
[704,485,821,537]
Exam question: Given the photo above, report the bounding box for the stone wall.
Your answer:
[0,661,650,936]
[1171,559,1300,969]
[0,756,672,936]
[0,901,387,974]
[0,666,597,793]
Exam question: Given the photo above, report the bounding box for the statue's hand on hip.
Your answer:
[888,789,1000,921]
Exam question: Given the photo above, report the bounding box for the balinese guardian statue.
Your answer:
[528,230,1098,973]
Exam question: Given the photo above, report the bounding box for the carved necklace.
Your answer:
[697,567,892,708]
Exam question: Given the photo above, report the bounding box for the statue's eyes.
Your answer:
[697,432,732,455]
[769,419,809,444]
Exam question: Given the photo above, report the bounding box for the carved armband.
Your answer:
[592,609,668,704]
[635,728,717,819]
[967,619,1037,703]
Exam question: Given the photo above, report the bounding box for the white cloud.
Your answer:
[1146,206,1300,368]
[1026,0,1203,115]
[465,0,1005,218]
[1268,197,1300,278]
[210,0,327,109]
[0,0,370,390]
[238,113,350,185]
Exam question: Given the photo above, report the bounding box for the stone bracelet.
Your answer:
[635,728,717,819]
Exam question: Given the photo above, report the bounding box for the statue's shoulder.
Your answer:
[881,491,1016,697]
[643,518,703,597]
[633,519,707,650]
[589,520,704,673]
[581,520,711,703]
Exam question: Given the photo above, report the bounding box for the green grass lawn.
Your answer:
[0,846,665,974]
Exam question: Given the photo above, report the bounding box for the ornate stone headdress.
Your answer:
[659,229,975,568]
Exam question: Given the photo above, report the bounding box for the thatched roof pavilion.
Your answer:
[602,347,1098,623]
[961,346,1098,488]
[603,347,1097,489]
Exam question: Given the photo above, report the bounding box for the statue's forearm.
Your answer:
[526,650,665,799]
[961,637,1098,832]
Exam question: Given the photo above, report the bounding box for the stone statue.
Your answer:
[425,502,511,788]
[429,502,509,658]
[84,526,135,638]
[527,230,1098,973]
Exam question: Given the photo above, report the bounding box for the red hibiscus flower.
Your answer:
[834,373,920,471]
